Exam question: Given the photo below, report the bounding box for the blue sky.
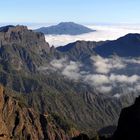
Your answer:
[0,0,140,24]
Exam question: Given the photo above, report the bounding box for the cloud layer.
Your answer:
[38,56,140,96]
[45,24,140,47]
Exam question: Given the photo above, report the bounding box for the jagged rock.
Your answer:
[0,25,50,52]
[0,25,51,73]
[0,85,78,140]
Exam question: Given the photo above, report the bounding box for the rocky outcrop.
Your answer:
[112,96,140,140]
[0,25,50,52]
[0,25,54,93]
[0,85,78,140]
[0,25,51,73]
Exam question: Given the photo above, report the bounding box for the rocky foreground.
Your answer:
[0,85,79,140]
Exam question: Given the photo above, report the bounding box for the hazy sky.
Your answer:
[0,0,140,23]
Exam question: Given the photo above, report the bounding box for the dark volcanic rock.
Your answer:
[113,96,140,140]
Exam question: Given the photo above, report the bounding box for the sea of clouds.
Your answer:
[44,24,140,47]
[38,56,140,97]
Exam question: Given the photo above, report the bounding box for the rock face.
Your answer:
[0,25,55,93]
[113,96,140,140]
[0,25,50,52]
[0,85,78,140]
[35,22,94,35]
[0,25,50,73]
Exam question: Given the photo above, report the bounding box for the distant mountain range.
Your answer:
[35,22,95,35]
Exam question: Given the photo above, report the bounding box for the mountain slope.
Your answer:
[57,40,105,60]
[0,85,80,140]
[35,22,94,35]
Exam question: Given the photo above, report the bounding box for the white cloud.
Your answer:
[85,74,110,86]
[98,86,112,93]
[62,61,82,80]
[123,58,140,64]
[110,74,140,84]
[50,58,67,69]
[114,94,121,98]
[91,55,126,74]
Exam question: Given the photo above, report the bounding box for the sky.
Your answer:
[0,0,140,24]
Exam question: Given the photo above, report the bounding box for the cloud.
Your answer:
[98,86,113,93]
[110,74,140,84]
[38,56,140,94]
[123,58,140,64]
[85,74,110,86]
[91,55,126,74]
[62,61,82,80]
[113,94,121,98]
[45,24,140,47]
[50,58,67,69]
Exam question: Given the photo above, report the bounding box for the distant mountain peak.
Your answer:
[35,22,95,35]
